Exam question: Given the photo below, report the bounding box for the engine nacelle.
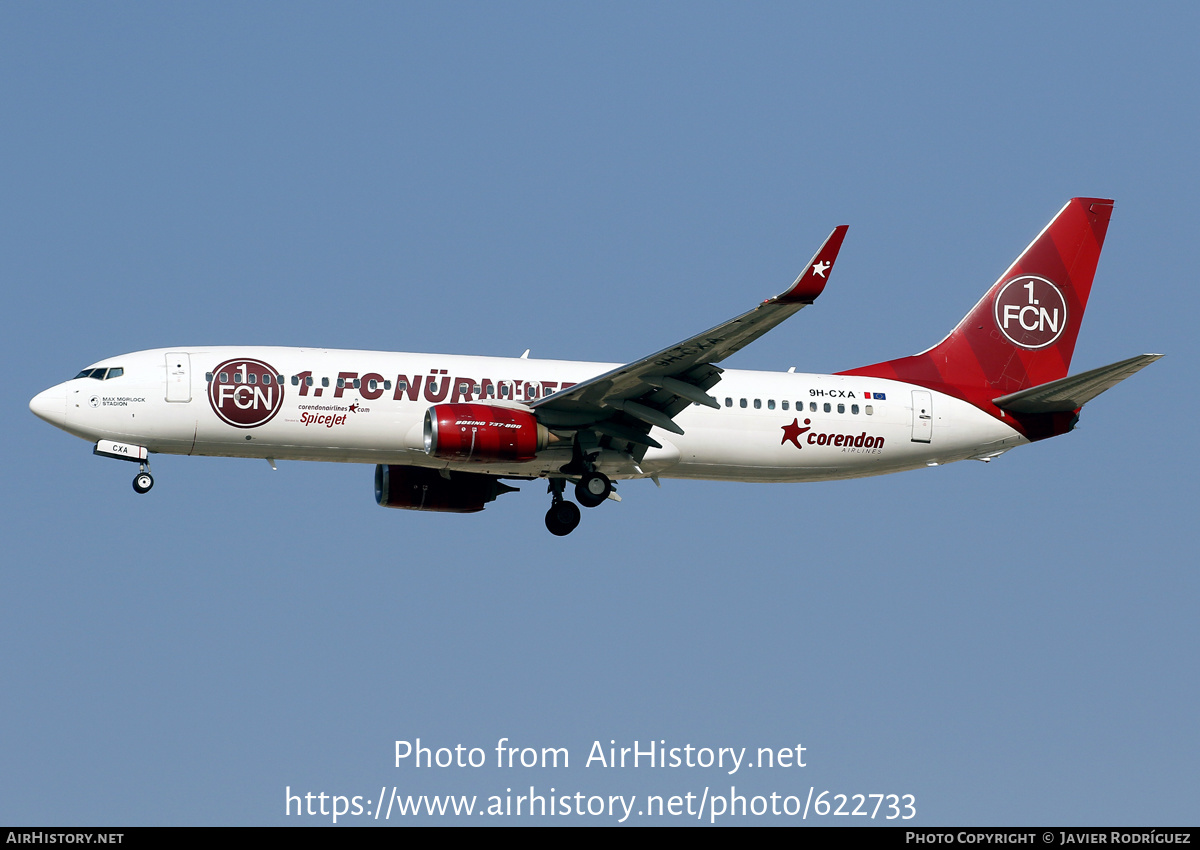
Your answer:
[423,403,549,462]
[375,465,517,513]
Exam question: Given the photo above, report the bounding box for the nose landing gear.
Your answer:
[93,441,155,494]
[132,464,154,494]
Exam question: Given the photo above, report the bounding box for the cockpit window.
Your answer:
[74,367,121,380]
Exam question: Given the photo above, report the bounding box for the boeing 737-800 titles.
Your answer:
[30,198,1160,535]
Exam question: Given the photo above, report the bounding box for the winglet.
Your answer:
[773,225,849,303]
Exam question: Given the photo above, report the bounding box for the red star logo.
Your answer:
[781,418,812,449]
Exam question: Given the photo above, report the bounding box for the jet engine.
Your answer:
[374,465,517,513]
[423,403,550,462]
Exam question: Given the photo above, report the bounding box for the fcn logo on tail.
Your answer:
[993,275,1068,349]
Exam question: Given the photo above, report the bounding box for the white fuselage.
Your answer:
[33,346,1027,482]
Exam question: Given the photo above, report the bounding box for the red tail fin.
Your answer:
[839,198,1113,415]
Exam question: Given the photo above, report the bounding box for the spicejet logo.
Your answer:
[993,275,1068,350]
[208,358,284,428]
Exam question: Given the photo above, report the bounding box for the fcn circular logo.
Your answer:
[993,275,1068,349]
[207,358,285,428]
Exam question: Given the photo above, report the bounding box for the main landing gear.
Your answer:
[545,498,581,537]
[544,479,580,536]
[132,463,154,494]
[575,470,612,508]
[544,470,613,536]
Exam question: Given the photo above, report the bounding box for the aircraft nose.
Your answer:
[29,384,67,427]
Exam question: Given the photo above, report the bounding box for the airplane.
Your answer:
[29,197,1160,536]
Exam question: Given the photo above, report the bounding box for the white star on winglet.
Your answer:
[812,260,831,278]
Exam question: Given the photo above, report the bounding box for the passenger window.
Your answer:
[247,373,256,384]
[262,374,272,385]
[205,372,213,383]
[290,375,299,386]
[473,384,481,394]
[753,399,761,409]
[823,402,831,413]
[368,379,377,391]
[336,378,345,388]
[234,372,243,384]
[396,380,407,392]
[305,376,313,387]
[768,399,775,410]
[277,375,285,385]
[851,404,859,414]
[501,385,510,398]
[353,378,360,388]
[865,405,873,415]
[384,380,392,390]
[739,398,747,408]
[321,377,329,388]
[782,401,789,410]
[810,402,817,412]
[837,403,845,414]
[219,372,229,383]
[459,382,470,394]
[725,397,733,407]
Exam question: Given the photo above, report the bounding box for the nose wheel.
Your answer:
[544,478,581,536]
[132,464,154,494]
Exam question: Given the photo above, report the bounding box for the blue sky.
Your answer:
[3,3,1196,825]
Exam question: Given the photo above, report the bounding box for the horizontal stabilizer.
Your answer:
[992,354,1163,413]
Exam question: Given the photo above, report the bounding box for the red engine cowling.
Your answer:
[375,465,517,513]
[423,403,549,462]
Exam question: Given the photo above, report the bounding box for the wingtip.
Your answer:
[775,224,849,303]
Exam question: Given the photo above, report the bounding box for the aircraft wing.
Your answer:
[529,226,848,450]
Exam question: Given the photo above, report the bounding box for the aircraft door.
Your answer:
[165,352,192,402]
[911,390,932,443]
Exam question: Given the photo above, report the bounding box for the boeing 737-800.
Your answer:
[30,198,1160,535]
